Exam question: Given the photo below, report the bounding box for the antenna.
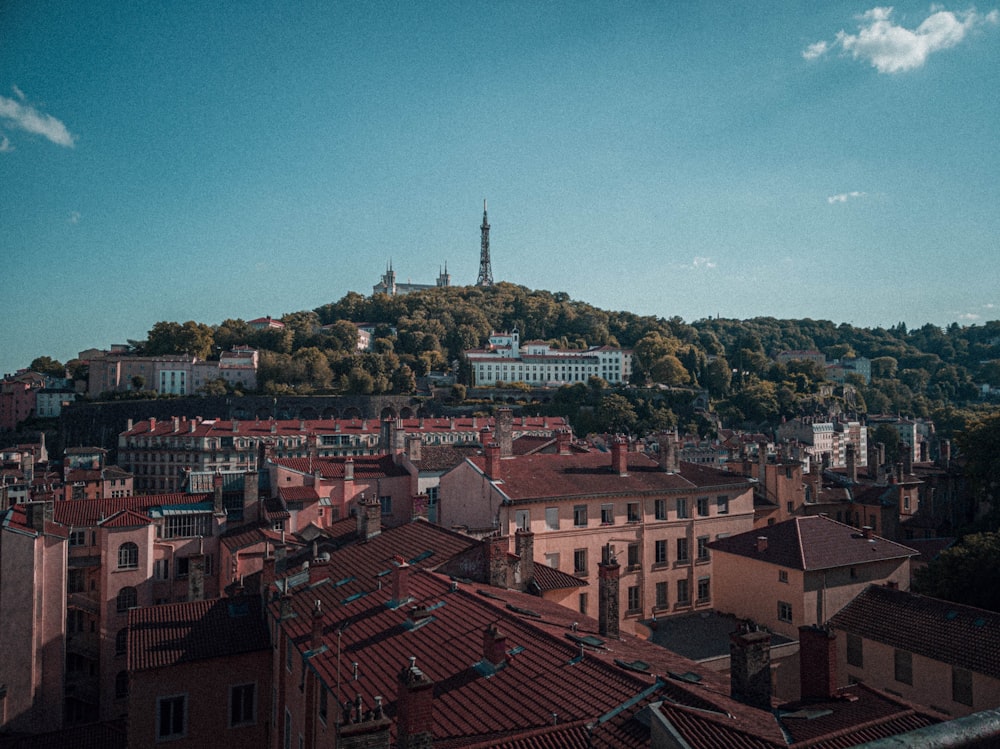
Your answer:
[476,200,494,287]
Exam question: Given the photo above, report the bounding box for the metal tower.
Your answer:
[476,199,493,287]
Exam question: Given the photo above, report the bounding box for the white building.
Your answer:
[466,330,632,387]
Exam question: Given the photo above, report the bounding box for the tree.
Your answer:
[131,375,146,391]
[596,394,638,434]
[956,413,1000,513]
[649,355,689,386]
[30,356,65,377]
[870,424,901,465]
[913,533,1000,612]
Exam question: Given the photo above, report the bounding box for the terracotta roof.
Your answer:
[53,493,210,527]
[463,451,750,501]
[410,444,479,472]
[99,509,153,528]
[709,515,918,571]
[531,563,589,592]
[902,537,956,564]
[829,585,1000,679]
[273,454,409,480]
[128,595,269,672]
[219,524,288,552]
[279,485,321,502]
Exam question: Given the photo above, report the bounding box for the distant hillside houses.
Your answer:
[776,349,871,384]
[465,329,632,387]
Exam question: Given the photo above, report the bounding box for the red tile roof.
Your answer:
[410,444,480,472]
[531,563,588,592]
[219,524,289,553]
[464,451,750,500]
[53,493,210,527]
[272,454,409,480]
[99,509,153,528]
[829,584,1000,679]
[708,515,918,571]
[278,485,321,502]
[128,595,269,672]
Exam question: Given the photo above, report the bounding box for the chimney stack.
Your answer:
[515,528,534,591]
[798,625,838,700]
[187,554,206,602]
[756,536,769,553]
[243,471,260,523]
[393,559,411,605]
[497,407,514,458]
[213,472,224,515]
[611,437,628,476]
[730,626,773,710]
[484,440,501,480]
[483,622,508,668]
[397,657,434,749]
[406,435,422,463]
[343,457,355,482]
[556,428,571,455]
[486,535,508,589]
[24,501,53,532]
[598,547,621,639]
[846,443,857,483]
[356,494,381,542]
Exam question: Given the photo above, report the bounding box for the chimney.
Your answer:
[344,458,354,482]
[484,440,501,480]
[126,418,134,431]
[148,417,156,432]
[172,416,179,432]
[397,657,434,749]
[556,429,571,455]
[798,625,837,700]
[611,438,628,476]
[862,526,873,539]
[846,443,857,483]
[25,501,53,532]
[213,472,224,515]
[406,435,422,462]
[336,694,390,748]
[903,446,913,476]
[483,622,508,667]
[232,419,239,433]
[380,418,392,453]
[496,407,513,457]
[598,548,621,639]
[243,471,260,523]
[730,626,772,710]
[486,535,508,588]
[393,559,411,604]
[356,494,381,542]
[279,593,294,620]
[758,441,767,468]
[515,528,534,591]
[311,599,324,651]
[22,453,34,484]
[189,420,196,433]
[187,554,206,602]
[756,536,768,553]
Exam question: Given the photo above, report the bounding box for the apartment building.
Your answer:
[86,348,258,398]
[439,434,755,632]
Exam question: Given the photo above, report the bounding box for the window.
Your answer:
[118,542,139,570]
[154,559,170,580]
[578,592,588,615]
[846,633,863,668]
[676,498,689,519]
[778,601,792,622]
[116,586,137,612]
[627,585,640,613]
[157,694,187,740]
[379,496,392,515]
[116,628,128,655]
[894,649,913,685]
[952,667,973,706]
[573,548,588,575]
[697,497,709,516]
[68,568,85,594]
[601,504,614,525]
[573,505,588,527]
[162,514,212,539]
[545,507,559,530]
[677,578,690,605]
[230,683,256,727]
[545,552,560,569]
[676,537,690,563]
[69,529,86,546]
[655,581,668,609]
[654,539,667,565]
[115,670,129,699]
[514,509,530,530]
[654,499,667,520]
[627,543,640,569]
[697,576,711,603]
[696,536,710,561]
[717,495,729,514]
[627,502,640,523]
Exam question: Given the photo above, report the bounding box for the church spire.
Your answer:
[476,199,493,287]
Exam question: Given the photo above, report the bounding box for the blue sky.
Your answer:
[2,2,999,375]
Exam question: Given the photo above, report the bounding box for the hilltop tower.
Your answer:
[476,200,493,287]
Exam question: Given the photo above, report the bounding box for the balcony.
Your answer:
[68,592,100,615]
[68,555,100,569]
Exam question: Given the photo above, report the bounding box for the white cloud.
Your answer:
[0,135,12,153]
[984,303,996,309]
[804,6,999,73]
[681,256,718,270]
[11,85,25,101]
[959,312,982,320]
[827,191,867,204]
[0,88,76,148]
